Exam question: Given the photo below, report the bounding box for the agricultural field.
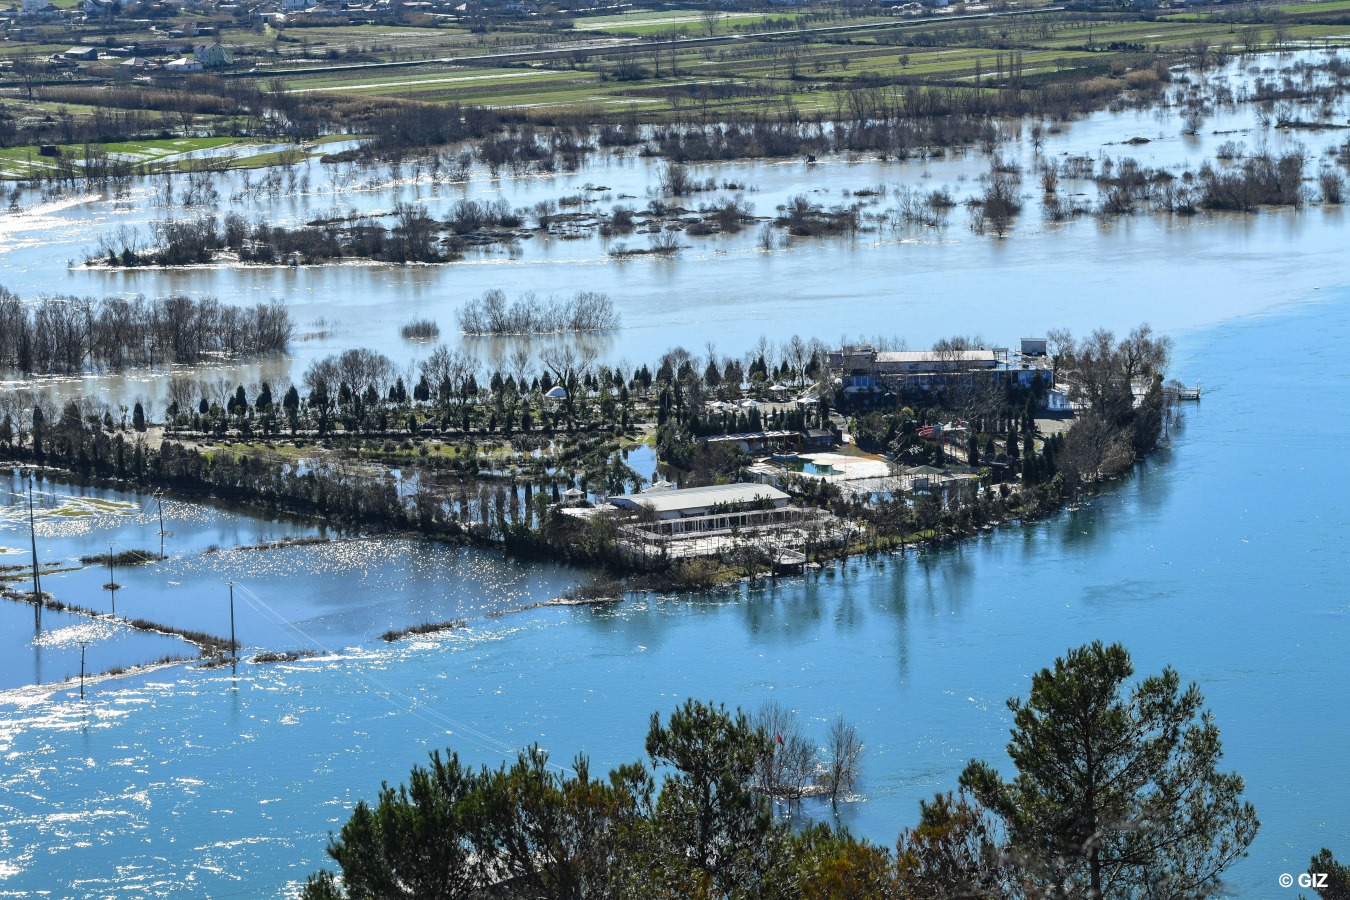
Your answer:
[0,136,353,178]
[4,0,1350,174]
[569,9,813,36]
[254,5,1350,117]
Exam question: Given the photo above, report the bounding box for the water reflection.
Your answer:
[5,53,1349,409]
[3,51,1350,899]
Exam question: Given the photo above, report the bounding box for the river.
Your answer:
[2,50,1349,898]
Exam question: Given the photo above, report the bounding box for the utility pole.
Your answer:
[78,640,89,698]
[105,541,120,617]
[228,581,237,662]
[27,471,42,630]
[155,492,171,560]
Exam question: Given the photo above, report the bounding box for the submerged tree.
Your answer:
[821,714,865,810]
[960,641,1259,900]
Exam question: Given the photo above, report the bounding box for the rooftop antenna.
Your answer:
[26,470,42,630]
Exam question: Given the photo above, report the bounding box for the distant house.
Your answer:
[164,56,204,72]
[21,0,52,15]
[120,56,154,70]
[192,41,231,67]
[169,21,199,37]
[82,0,116,16]
[281,0,315,10]
[64,46,99,61]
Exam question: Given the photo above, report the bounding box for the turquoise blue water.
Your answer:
[2,289,1348,896]
[783,460,839,476]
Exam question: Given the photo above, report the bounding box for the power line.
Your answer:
[229,583,560,769]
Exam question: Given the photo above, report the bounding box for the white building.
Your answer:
[164,56,204,73]
[609,483,795,539]
[193,41,231,67]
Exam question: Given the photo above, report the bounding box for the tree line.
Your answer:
[0,288,292,374]
[301,642,1269,900]
[457,290,619,336]
[94,205,449,267]
[0,326,1177,583]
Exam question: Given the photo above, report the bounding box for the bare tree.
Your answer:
[752,701,817,811]
[701,3,720,36]
[12,50,43,101]
[166,375,200,416]
[508,345,534,389]
[539,343,598,421]
[819,714,864,810]
[783,335,810,385]
[419,345,478,405]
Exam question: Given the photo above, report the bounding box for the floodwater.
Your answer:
[3,51,1349,406]
[3,297,1349,896]
[1,49,1349,898]
[0,477,580,693]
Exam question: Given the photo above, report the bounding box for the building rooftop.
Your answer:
[611,482,789,513]
[875,349,997,364]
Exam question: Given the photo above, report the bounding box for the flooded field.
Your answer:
[2,48,1349,899]
[3,51,1349,408]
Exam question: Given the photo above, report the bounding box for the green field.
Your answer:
[247,2,1350,115]
[4,0,1350,177]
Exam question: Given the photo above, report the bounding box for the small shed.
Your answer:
[906,464,946,493]
[800,428,833,450]
[1020,337,1048,356]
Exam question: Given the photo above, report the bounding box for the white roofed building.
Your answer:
[828,343,1051,391]
[609,483,789,521]
[607,483,843,564]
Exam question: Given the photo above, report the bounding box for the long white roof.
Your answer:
[875,350,996,363]
[611,482,789,513]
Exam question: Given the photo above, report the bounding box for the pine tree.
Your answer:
[961,642,1258,898]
